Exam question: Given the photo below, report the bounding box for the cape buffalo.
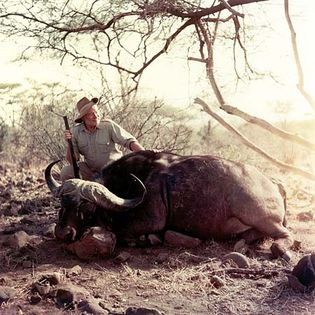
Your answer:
[45,150,294,260]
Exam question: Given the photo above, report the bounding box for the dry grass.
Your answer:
[0,157,315,314]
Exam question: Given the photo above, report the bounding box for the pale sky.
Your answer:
[0,0,314,122]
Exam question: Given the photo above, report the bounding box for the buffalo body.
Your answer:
[45,150,293,258]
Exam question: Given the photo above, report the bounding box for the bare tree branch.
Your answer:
[2,0,312,179]
[0,0,269,83]
[195,20,225,104]
[193,18,315,179]
[132,18,195,79]
[219,0,245,18]
[284,0,315,110]
[220,104,315,151]
[195,97,315,181]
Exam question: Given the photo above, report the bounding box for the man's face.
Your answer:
[83,105,100,128]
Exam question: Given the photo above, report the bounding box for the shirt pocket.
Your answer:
[96,133,111,153]
[77,136,89,155]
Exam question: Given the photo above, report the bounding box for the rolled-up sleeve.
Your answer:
[109,120,137,149]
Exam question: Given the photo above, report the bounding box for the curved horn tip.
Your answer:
[45,160,62,194]
[129,173,147,197]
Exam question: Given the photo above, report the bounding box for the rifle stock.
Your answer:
[63,116,81,179]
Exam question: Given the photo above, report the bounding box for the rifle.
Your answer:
[63,116,81,179]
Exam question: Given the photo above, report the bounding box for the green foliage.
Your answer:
[0,83,21,90]
[1,82,77,165]
[1,82,193,165]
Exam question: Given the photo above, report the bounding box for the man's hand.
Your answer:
[130,141,145,152]
[64,130,72,141]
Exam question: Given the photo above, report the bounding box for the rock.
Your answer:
[147,234,162,246]
[34,281,51,295]
[8,231,41,250]
[65,227,116,260]
[67,265,82,277]
[42,223,57,238]
[209,275,225,289]
[223,252,250,268]
[38,272,64,286]
[290,253,315,291]
[28,292,42,304]
[33,272,64,296]
[287,274,307,293]
[126,307,162,315]
[233,239,248,254]
[6,231,31,249]
[54,288,74,308]
[164,230,201,248]
[114,252,131,264]
[291,240,302,251]
[0,286,16,305]
[77,298,109,315]
[50,284,90,309]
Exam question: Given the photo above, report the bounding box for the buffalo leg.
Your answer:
[253,222,293,260]
[221,217,252,236]
[240,228,265,244]
[116,203,168,245]
[224,217,293,260]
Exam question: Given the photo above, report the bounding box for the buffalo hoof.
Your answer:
[64,227,116,260]
[270,243,291,262]
[288,253,315,292]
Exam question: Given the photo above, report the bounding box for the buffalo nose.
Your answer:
[54,225,77,243]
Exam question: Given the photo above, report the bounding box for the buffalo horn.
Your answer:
[79,174,146,211]
[45,160,61,196]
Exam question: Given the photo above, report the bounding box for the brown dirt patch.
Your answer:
[0,163,314,314]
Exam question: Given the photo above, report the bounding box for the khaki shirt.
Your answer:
[72,119,137,172]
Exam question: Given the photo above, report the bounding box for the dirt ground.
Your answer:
[0,162,315,315]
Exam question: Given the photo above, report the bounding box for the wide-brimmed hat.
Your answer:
[74,97,99,123]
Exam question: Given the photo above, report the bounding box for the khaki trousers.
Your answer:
[60,162,100,182]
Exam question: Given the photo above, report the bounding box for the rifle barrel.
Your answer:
[63,116,81,179]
